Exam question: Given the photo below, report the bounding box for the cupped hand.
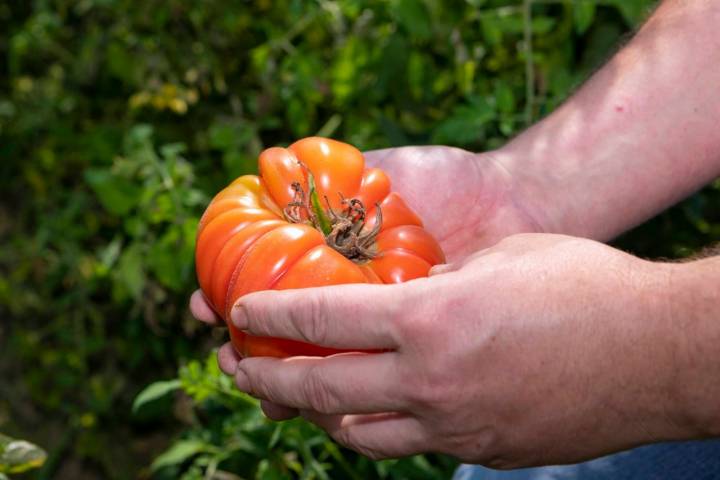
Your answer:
[191,145,544,415]
[362,146,542,262]
[196,234,693,466]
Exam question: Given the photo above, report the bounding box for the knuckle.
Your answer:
[355,444,389,461]
[302,366,338,414]
[446,427,514,469]
[393,291,433,344]
[250,373,271,398]
[478,448,521,470]
[404,368,454,411]
[241,365,266,396]
[332,429,387,460]
[291,293,330,346]
[331,427,355,449]
[242,361,281,402]
[402,350,460,411]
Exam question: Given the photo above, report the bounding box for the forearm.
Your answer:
[498,0,720,240]
[663,254,720,438]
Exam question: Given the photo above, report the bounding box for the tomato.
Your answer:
[195,137,445,357]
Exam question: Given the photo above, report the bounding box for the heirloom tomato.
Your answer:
[195,137,445,357]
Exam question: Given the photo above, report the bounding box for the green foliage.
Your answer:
[138,354,456,480]
[0,434,46,476]
[1,0,718,479]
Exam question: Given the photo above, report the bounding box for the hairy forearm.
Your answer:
[663,254,720,438]
[497,0,720,240]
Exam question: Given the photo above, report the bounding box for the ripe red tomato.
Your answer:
[195,137,445,357]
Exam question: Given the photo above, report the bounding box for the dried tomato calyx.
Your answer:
[282,169,382,263]
[324,195,382,263]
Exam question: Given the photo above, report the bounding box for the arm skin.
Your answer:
[499,0,720,241]
[189,0,720,466]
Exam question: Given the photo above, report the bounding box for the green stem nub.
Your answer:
[282,164,383,263]
[307,173,333,236]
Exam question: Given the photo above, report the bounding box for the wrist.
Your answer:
[660,258,720,439]
[597,256,719,446]
[489,145,566,237]
[450,151,544,248]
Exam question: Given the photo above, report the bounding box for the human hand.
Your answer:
[362,146,542,262]
[191,144,544,410]
[201,234,699,466]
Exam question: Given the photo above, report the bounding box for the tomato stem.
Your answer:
[282,164,383,263]
[307,173,333,236]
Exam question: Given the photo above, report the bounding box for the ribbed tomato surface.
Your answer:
[195,137,444,357]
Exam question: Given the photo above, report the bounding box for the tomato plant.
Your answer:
[195,137,445,357]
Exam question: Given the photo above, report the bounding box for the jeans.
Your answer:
[452,440,720,480]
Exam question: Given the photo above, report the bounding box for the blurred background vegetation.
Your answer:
[2,0,718,478]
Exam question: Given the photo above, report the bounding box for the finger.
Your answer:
[190,290,224,326]
[261,400,299,421]
[235,352,406,414]
[232,283,406,349]
[362,148,393,168]
[428,263,457,276]
[442,246,499,273]
[217,342,240,376]
[301,411,429,460]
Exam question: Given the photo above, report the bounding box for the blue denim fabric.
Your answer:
[452,440,720,480]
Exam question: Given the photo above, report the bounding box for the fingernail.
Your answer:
[232,302,247,329]
[235,367,251,393]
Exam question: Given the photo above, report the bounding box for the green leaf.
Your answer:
[480,16,503,45]
[132,379,181,414]
[124,124,154,152]
[84,168,142,216]
[495,83,516,114]
[106,42,137,84]
[432,96,496,146]
[391,0,432,40]
[315,114,342,138]
[257,458,287,480]
[268,424,283,449]
[331,37,366,106]
[148,227,192,291]
[616,1,652,26]
[287,97,313,137]
[114,242,145,300]
[0,434,47,474]
[531,16,556,35]
[574,2,596,34]
[208,120,254,151]
[150,439,208,471]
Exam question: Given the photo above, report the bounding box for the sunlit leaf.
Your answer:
[84,168,142,216]
[132,379,181,414]
[432,97,496,146]
[0,434,46,474]
[150,440,208,471]
[114,242,145,300]
[574,2,596,34]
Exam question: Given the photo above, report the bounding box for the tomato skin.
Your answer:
[289,137,365,211]
[195,137,445,358]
